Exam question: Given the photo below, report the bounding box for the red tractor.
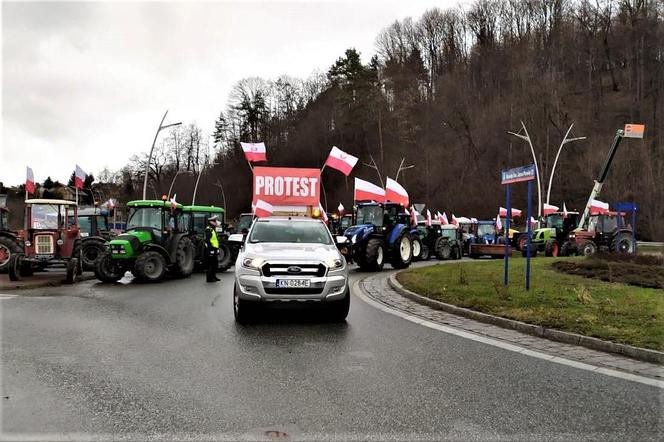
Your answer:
[8,199,83,283]
[565,212,635,256]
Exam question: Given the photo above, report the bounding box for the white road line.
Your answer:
[353,280,664,389]
[0,294,19,300]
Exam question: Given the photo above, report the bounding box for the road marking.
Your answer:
[353,279,664,389]
[0,294,19,300]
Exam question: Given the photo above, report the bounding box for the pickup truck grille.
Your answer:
[261,263,326,277]
[264,287,325,295]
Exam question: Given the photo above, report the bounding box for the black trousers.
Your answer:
[206,250,218,281]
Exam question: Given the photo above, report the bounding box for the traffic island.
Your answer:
[392,257,663,364]
[0,270,96,290]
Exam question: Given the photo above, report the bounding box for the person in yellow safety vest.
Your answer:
[205,216,221,282]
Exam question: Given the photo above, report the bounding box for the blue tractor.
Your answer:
[344,202,413,271]
[468,220,507,258]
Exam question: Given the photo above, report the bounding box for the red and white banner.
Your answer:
[253,167,320,206]
[325,146,358,176]
[253,199,273,218]
[499,207,522,217]
[426,209,433,227]
[385,177,409,207]
[26,166,35,195]
[451,214,459,226]
[590,199,609,215]
[495,214,503,231]
[75,165,86,189]
[543,203,559,215]
[241,142,267,163]
[354,177,385,202]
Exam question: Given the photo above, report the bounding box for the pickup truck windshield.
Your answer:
[249,220,332,245]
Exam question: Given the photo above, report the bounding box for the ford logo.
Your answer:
[287,266,302,274]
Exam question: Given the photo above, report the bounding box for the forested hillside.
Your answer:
[7,0,662,239]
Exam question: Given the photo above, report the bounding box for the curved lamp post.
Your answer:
[142,110,182,200]
[508,121,543,218]
[546,124,586,205]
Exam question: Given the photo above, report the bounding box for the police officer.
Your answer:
[205,216,221,282]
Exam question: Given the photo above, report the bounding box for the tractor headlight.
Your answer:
[25,241,32,247]
[241,257,265,270]
[56,239,64,246]
[325,257,344,270]
[351,234,357,244]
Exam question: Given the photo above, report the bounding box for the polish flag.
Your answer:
[495,214,503,231]
[170,194,178,209]
[325,146,358,176]
[410,206,419,226]
[435,211,443,224]
[499,207,522,217]
[105,199,115,209]
[470,217,478,223]
[451,214,459,226]
[319,203,328,222]
[426,209,433,227]
[590,199,609,215]
[563,203,569,218]
[543,203,559,215]
[75,165,86,189]
[338,203,345,214]
[253,199,273,218]
[442,212,449,225]
[241,142,267,162]
[25,167,35,194]
[385,177,409,207]
[530,216,538,229]
[354,177,385,202]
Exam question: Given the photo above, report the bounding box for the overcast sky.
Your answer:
[1,0,458,186]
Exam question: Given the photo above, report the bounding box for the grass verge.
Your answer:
[397,257,663,351]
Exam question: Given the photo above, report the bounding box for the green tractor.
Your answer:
[525,211,580,257]
[182,205,233,272]
[94,199,195,283]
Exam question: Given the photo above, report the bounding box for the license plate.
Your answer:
[276,279,311,288]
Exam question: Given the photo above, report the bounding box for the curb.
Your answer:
[388,273,664,365]
[0,274,97,291]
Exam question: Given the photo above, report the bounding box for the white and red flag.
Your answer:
[530,216,538,229]
[75,165,86,189]
[590,198,609,215]
[25,167,35,194]
[470,217,478,223]
[499,206,522,218]
[384,177,409,207]
[253,199,273,218]
[410,206,419,226]
[325,146,358,176]
[319,203,328,222]
[241,142,267,163]
[338,203,345,214]
[105,199,115,209]
[354,177,385,202]
[451,214,459,226]
[442,212,450,225]
[495,214,503,231]
[543,203,559,215]
[426,209,433,227]
[170,194,178,209]
[563,203,569,218]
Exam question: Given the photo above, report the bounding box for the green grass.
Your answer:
[397,257,664,351]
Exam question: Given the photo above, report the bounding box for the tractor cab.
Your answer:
[525,211,580,256]
[71,207,112,238]
[182,205,232,273]
[9,199,82,283]
[94,199,195,283]
[344,202,412,271]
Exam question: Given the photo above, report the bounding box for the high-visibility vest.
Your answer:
[207,227,219,248]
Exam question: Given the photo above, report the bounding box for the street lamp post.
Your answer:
[508,121,543,219]
[142,110,182,200]
[546,124,586,205]
[395,157,414,181]
[212,182,227,213]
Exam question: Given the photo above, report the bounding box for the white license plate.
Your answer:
[276,279,311,288]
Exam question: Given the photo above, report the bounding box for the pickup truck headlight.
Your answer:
[241,257,265,270]
[325,258,344,270]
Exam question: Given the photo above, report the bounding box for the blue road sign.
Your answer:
[501,164,536,185]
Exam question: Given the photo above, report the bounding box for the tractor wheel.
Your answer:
[435,238,451,260]
[0,236,22,273]
[217,242,233,272]
[612,233,635,254]
[72,240,83,275]
[390,230,412,269]
[544,240,560,257]
[411,238,422,262]
[8,253,24,281]
[82,239,106,271]
[420,245,430,261]
[171,236,195,278]
[65,258,79,284]
[518,236,528,251]
[358,238,385,272]
[521,244,539,258]
[579,241,597,257]
[94,252,125,283]
[560,241,573,257]
[134,251,167,282]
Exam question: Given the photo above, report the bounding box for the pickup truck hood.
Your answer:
[244,242,339,262]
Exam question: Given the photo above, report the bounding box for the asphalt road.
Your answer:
[2,266,662,440]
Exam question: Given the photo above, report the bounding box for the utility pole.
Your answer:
[142,110,182,200]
